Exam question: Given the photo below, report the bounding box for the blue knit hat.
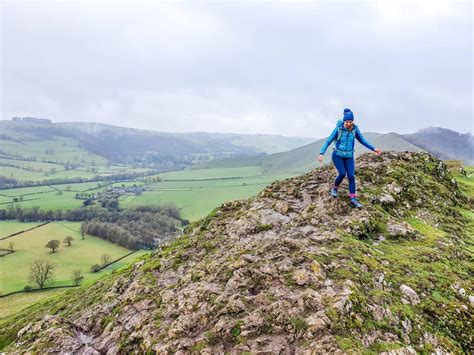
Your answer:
[343,108,354,121]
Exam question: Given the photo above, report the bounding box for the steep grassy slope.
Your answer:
[0,152,472,353]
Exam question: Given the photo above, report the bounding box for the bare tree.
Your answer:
[45,240,60,253]
[63,236,74,246]
[80,223,86,240]
[71,270,83,286]
[101,253,111,266]
[29,259,55,289]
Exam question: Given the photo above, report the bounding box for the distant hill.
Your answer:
[0,120,314,169]
[402,127,474,165]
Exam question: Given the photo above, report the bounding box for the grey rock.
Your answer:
[400,284,421,305]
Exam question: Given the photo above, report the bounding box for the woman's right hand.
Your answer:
[318,154,324,162]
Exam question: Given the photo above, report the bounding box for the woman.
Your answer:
[317,108,381,208]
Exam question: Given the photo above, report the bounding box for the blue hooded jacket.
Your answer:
[319,120,375,158]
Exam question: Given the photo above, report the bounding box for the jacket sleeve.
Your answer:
[355,127,375,151]
[319,126,339,155]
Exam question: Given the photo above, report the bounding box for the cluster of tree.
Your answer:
[0,205,77,222]
[1,203,183,250]
[82,205,181,249]
[44,236,74,253]
[0,204,129,222]
[75,192,96,199]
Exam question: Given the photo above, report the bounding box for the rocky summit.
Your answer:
[1,152,473,353]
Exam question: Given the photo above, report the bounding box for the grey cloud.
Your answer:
[1,1,472,137]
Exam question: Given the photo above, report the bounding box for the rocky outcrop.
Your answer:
[1,152,472,353]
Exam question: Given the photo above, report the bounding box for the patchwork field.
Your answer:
[0,166,297,220]
[0,129,156,185]
[157,166,264,180]
[124,171,296,220]
[0,221,149,295]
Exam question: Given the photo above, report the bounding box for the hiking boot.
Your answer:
[350,197,363,208]
[330,187,339,198]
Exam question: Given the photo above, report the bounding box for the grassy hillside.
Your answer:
[0,122,107,166]
[0,221,41,238]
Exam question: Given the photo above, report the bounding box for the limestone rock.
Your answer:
[400,284,421,305]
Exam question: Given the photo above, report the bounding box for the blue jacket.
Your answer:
[319,120,375,158]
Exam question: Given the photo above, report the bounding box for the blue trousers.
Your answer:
[332,151,356,195]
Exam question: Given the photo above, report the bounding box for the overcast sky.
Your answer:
[1,0,472,138]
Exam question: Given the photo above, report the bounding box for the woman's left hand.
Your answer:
[374,148,382,155]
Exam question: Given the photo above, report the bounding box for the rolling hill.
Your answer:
[0,119,315,169]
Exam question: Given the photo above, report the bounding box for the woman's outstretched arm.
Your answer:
[355,126,376,151]
[319,126,339,155]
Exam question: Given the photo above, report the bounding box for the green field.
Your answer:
[124,182,269,221]
[0,157,62,172]
[0,191,84,210]
[0,248,147,319]
[0,186,53,197]
[0,221,149,295]
[0,221,41,239]
[0,166,46,181]
[157,166,264,180]
[0,163,154,183]
[122,169,296,220]
[50,181,109,192]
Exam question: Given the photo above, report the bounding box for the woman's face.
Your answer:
[344,120,354,130]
